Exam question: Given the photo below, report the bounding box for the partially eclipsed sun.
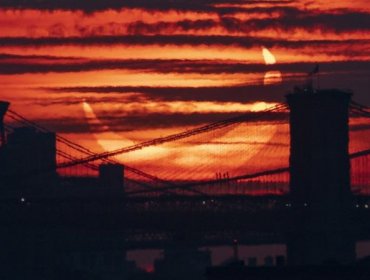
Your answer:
[81,103,278,180]
[82,101,171,161]
[262,47,282,85]
[82,101,134,152]
[262,47,276,65]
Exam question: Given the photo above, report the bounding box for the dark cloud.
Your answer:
[45,66,370,105]
[1,35,368,52]
[124,11,370,34]
[215,5,300,16]
[1,2,369,40]
[1,55,369,75]
[28,110,369,134]
[20,11,370,39]
[126,19,217,34]
[0,53,80,61]
[29,111,288,133]
[45,83,296,103]
[0,0,293,12]
[245,11,370,33]
[0,34,271,46]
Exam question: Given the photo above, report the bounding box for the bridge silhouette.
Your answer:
[0,88,370,275]
[2,95,369,197]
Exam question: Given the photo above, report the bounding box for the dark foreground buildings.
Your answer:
[0,102,135,279]
[0,127,57,193]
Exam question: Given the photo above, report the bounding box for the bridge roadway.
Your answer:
[1,194,370,249]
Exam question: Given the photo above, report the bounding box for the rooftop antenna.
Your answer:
[0,101,10,147]
[307,64,320,91]
[299,64,320,93]
[233,239,239,261]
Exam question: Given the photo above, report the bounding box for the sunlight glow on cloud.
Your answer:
[263,71,283,85]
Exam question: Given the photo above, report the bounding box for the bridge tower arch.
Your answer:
[286,88,355,265]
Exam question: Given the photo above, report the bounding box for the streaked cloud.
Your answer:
[0,0,369,178]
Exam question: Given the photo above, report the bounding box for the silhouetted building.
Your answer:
[276,255,285,267]
[206,264,370,280]
[0,127,57,191]
[286,88,355,265]
[154,247,211,280]
[264,256,274,267]
[2,227,138,280]
[247,257,257,267]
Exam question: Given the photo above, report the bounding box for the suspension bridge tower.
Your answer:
[0,101,10,147]
[286,87,355,265]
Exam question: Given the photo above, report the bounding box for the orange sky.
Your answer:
[1,0,369,186]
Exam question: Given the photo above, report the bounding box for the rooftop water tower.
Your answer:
[0,101,10,147]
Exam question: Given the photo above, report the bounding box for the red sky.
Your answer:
[1,0,369,185]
